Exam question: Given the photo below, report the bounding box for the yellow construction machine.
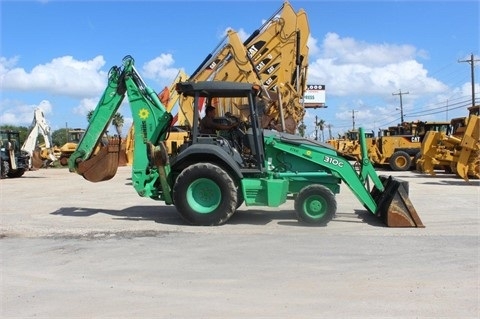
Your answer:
[121,0,310,166]
[58,128,85,166]
[178,1,309,134]
[416,105,479,181]
[326,129,375,161]
[330,121,451,171]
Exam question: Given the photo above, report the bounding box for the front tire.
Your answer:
[389,151,412,171]
[173,163,237,225]
[294,185,336,225]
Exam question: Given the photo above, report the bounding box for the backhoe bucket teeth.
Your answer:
[77,139,120,183]
[371,176,425,228]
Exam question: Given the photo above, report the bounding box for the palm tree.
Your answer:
[298,121,307,137]
[112,112,124,138]
[87,110,94,122]
[316,118,325,141]
[319,120,325,142]
[86,110,124,138]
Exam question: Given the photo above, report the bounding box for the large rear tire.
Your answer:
[7,168,25,178]
[0,160,8,179]
[389,151,412,171]
[294,185,336,225]
[173,163,237,225]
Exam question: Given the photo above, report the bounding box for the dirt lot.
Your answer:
[1,166,479,318]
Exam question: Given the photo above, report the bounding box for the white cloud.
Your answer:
[307,32,448,97]
[307,35,319,57]
[0,99,54,126]
[0,56,107,98]
[142,54,179,82]
[73,98,100,117]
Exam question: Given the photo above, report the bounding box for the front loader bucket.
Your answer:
[77,139,120,183]
[371,176,425,228]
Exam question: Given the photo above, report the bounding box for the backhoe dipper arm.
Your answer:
[68,64,127,168]
[69,56,173,200]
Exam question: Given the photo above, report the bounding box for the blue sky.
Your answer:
[1,0,479,139]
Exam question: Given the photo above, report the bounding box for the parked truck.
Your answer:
[68,56,423,227]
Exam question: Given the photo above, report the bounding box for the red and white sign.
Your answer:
[302,84,326,108]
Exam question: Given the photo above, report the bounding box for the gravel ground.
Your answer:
[1,166,478,318]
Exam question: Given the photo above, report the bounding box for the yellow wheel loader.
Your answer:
[330,122,451,171]
[58,128,85,166]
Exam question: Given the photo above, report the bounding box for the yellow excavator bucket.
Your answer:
[76,138,120,183]
[372,176,425,227]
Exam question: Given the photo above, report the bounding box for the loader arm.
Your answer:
[69,56,173,201]
[265,128,423,227]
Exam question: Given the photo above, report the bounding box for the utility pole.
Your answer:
[458,53,479,107]
[352,110,356,130]
[314,115,319,141]
[392,89,409,123]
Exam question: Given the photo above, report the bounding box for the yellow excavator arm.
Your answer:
[180,0,310,134]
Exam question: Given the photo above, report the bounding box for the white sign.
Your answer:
[302,84,326,108]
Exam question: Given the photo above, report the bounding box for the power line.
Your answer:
[405,97,473,116]
[405,104,468,118]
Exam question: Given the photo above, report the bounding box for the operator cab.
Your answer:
[175,81,266,170]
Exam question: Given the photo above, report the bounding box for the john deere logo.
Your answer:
[139,108,149,120]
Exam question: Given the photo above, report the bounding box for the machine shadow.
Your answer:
[229,209,297,226]
[352,209,386,227]
[51,206,303,226]
[51,206,388,227]
[51,206,186,225]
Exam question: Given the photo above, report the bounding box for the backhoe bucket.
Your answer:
[31,150,44,169]
[77,138,120,183]
[371,176,425,227]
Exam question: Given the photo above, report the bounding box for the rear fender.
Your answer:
[171,143,243,181]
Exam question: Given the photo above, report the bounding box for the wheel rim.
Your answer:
[395,156,407,168]
[186,178,221,214]
[302,195,327,219]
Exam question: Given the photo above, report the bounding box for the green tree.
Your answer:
[112,112,124,138]
[297,121,306,137]
[315,118,325,141]
[51,128,68,147]
[87,110,94,122]
[87,110,124,137]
